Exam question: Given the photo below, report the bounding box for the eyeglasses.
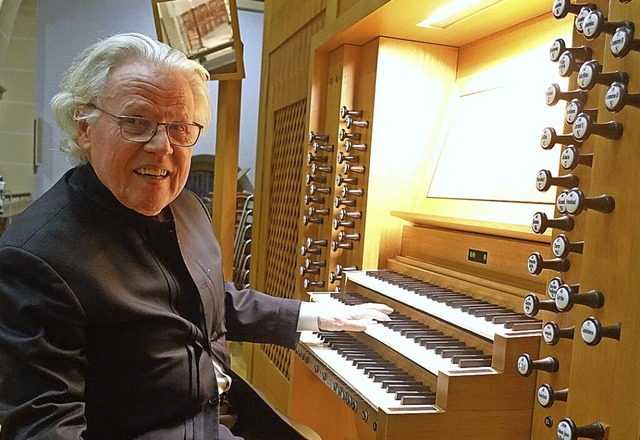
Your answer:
[89,104,203,147]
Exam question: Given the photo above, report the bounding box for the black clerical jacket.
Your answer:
[0,165,301,440]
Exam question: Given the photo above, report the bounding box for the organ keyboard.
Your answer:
[292,221,548,439]
[346,270,542,340]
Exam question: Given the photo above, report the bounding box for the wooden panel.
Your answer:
[213,80,242,280]
[411,13,572,227]
[312,0,550,53]
[248,1,327,413]
[297,44,361,293]
[361,38,458,270]
[263,100,308,303]
[399,224,547,302]
[561,1,640,438]
[266,0,326,54]
[301,37,458,290]
[436,336,540,412]
[289,356,374,440]
[375,408,534,440]
[526,2,608,436]
[252,4,325,292]
[249,344,292,414]
[527,1,640,439]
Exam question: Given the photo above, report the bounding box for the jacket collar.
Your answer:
[68,164,169,224]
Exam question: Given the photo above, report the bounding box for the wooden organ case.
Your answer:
[247,1,640,439]
[518,1,640,439]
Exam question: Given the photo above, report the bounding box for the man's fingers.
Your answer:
[355,302,394,314]
[350,303,393,321]
[316,302,394,332]
[348,310,391,322]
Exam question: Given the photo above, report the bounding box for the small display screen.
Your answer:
[468,249,488,264]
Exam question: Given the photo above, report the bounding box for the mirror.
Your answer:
[151,0,245,80]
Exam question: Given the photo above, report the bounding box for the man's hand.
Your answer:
[317,302,393,332]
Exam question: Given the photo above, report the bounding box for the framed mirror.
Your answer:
[151,0,245,80]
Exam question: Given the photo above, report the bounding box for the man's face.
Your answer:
[77,61,197,216]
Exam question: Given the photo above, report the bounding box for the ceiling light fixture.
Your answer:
[417,0,504,29]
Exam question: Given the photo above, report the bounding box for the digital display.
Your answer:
[468,249,488,264]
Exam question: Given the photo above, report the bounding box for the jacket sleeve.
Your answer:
[0,247,88,440]
[223,281,302,349]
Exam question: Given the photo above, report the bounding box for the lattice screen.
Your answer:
[261,99,307,379]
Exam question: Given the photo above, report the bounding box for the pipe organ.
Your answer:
[249,1,640,439]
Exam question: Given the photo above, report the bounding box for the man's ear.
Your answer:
[76,117,91,151]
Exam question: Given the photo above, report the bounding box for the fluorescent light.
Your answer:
[418,0,504,29]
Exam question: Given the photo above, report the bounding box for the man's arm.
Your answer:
[0,247,88,440]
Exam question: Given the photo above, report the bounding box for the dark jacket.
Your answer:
[0,165,301,440]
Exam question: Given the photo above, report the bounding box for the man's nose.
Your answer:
[143,125,173,154]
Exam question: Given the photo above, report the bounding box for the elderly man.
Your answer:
[0,33,390,440]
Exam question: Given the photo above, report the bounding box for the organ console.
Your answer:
[248,1,640,439]
[295,258,544,438]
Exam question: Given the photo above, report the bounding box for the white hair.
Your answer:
[50,32,211,164]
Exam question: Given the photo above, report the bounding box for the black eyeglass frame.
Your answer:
[88,103,204,147]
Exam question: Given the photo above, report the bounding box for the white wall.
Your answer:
[35,0,263,196]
